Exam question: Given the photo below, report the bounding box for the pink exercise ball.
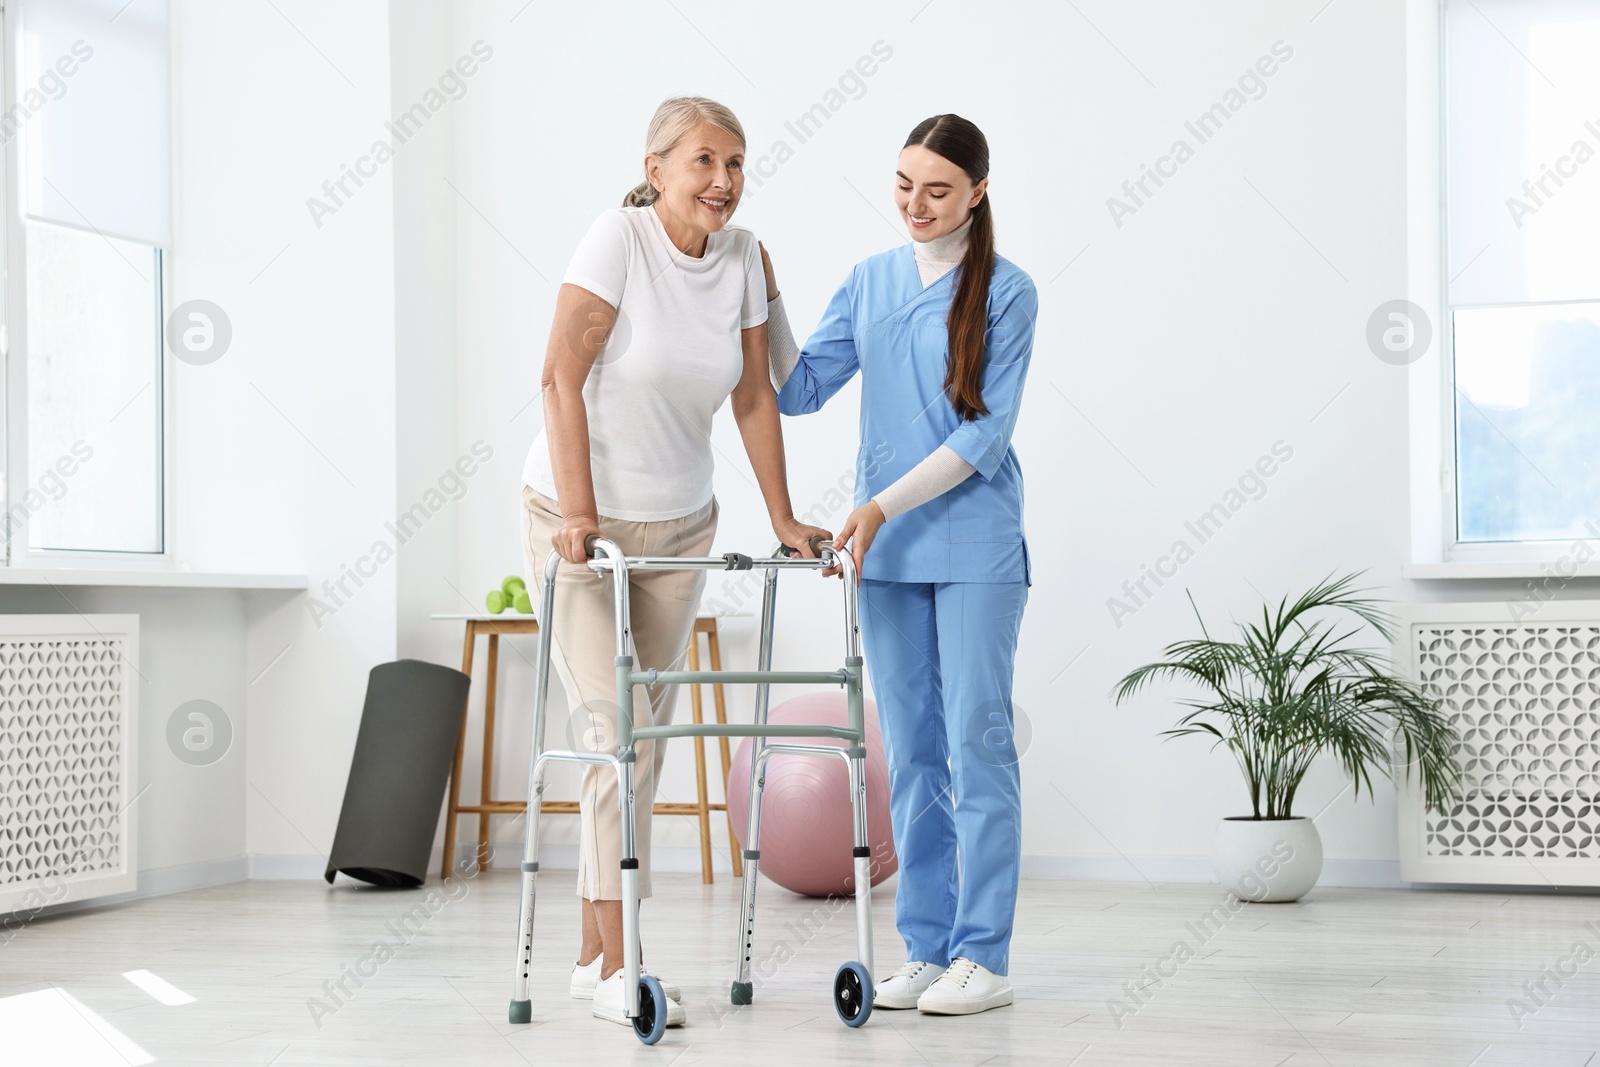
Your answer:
[726,692,897,897]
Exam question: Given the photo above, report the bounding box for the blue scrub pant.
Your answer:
[857,578,1028,977]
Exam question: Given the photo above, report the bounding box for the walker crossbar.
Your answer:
[632,722,859,742]
[584,554,832,573]
[632,668,847,686]
[506,537,877,1041]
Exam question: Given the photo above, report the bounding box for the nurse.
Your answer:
[765,113,1035,1016]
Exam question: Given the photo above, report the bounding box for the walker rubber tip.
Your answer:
[508,999,532,1024]
[730,980,753,1005]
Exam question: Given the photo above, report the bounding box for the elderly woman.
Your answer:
[521,96,827,1028]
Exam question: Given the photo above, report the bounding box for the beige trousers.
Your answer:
[520,486,717,900]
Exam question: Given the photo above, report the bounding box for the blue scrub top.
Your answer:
[778,244,1037,585]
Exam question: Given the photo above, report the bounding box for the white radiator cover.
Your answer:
[0,614,139,913]
[1394,602,1600,886]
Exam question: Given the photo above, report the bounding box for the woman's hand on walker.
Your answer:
[553,515,603,565]
[772,515,831,561]
[759,241,779,302]
[825,502,886,582]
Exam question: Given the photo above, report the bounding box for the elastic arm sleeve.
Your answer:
[871,446,976,521]
[766,294,800,390]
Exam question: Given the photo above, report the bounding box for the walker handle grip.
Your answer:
[779,536,828,558]
[583,534,600,559]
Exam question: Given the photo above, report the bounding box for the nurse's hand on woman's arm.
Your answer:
[823,501,886,582]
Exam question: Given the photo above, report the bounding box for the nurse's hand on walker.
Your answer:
[823,501,886,582]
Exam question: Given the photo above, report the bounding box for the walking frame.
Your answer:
[505,536,877,1044]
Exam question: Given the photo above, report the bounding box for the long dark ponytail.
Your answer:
[904,114,994,422]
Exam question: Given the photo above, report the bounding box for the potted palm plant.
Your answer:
[1113,574,1461,902]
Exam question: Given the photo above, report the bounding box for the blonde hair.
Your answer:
[623,96,747,207]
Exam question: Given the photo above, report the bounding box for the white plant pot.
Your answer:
[1212,816,1323,903]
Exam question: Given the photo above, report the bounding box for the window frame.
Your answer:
[1435,0,1600,565]
[1,0,174,570]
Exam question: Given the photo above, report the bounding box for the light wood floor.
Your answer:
[4,871,1599,1065]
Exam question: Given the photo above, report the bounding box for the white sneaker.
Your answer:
[569,958,601,999]
[570,959,680,1002]
[592,970,686,1028]
[874,960,946,1009]
[916,957,1013,1015]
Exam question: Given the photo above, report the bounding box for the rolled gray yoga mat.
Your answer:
[325,659,471,888]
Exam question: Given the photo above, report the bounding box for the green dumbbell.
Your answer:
[486,589,509,614]
[513,590,533,614]
[502,575,527,597]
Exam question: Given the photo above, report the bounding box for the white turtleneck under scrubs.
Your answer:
[767,218,978,521]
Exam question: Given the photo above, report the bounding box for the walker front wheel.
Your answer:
[633,975,668,1045]
[833,961,872,1027]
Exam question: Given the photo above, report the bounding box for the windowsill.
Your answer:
[0,568,307,590]
[1404,562,1600,581]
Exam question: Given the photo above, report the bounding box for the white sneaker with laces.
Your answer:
[570,959,680,1002]
[874,960,946,1009]
[916,957,1013,1015]
[591,970,686,1027]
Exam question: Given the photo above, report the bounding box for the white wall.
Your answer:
[88,0,1600,893]
[169,0,399,870]
[391,0,466,673]
[447,0,1437,882]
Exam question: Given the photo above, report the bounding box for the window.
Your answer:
[1445,0,1600,547]
[22,221,163,553]
[4,0,172,563]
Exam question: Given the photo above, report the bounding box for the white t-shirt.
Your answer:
[523,206,769,521]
